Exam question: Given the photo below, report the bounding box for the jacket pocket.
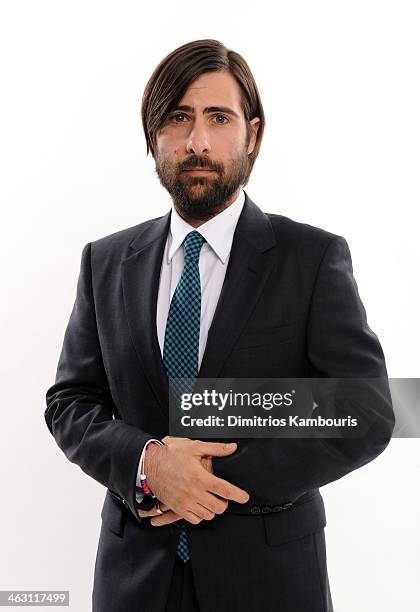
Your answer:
[263,491,326,546]
[101,490,126,537]
[234,321,296,349]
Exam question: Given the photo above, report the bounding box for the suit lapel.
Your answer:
[121,212,171,419]
[121,191,277,419]
[198,192,276,378]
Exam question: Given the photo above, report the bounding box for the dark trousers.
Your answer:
[165,557,200,612]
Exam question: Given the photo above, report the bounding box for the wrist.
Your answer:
[135,439,164,511]
[144,441,163,482]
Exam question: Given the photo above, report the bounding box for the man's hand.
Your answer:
[137,501,171,519]
[143,436,249,526]
[137,449,214,525]
[137,501,184,525]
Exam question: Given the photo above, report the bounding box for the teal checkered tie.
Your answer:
[163,230,205,563]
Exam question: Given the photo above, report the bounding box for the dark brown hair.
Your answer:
[141,39,265,186]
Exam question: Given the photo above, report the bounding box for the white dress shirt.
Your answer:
[136,188,246,502]
[156,187,245,369]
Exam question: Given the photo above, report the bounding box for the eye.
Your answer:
[167,113,229,124]
[172,113,187,122]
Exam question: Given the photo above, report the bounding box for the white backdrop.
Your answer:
[1,1,419,610]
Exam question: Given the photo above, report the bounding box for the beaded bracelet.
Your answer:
[139,474,154,497]
[137,439,165,499]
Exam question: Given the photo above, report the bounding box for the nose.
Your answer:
[186,119,211,156]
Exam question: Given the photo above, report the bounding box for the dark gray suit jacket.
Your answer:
[45,191,394,611]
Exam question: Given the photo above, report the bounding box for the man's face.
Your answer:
[154,70,260,222]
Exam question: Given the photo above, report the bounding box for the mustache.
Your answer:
[180,158,219,172]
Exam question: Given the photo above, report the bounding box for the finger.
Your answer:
[137,509,154,518]
[191,502,216,521]
[183,510,203,525]
[200,456,213,473]
[206,474,250,504]
[137,503,169,519]
[194,441,238,457]
[195,491,228,515]
[150,508,201,526]
[150,511,181,526]
[137,508,159,518]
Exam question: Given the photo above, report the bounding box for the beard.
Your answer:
[153,148,249,222]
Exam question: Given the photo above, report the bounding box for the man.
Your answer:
[45,39,394,611]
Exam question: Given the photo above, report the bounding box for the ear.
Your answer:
[247,117,261,155]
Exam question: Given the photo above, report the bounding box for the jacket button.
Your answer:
[250,505,261,515]
[282,502,293,510]
[169,523,181,535]
[272,505,283,513]
[261,506,272,514]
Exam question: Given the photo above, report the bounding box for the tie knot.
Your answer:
[183,231,205,262]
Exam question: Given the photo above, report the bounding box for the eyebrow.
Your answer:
[170,105,241,120]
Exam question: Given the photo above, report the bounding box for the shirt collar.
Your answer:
[167,188,245,264]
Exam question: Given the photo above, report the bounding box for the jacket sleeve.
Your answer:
[212,235,395,507]
[45,242,151,524]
